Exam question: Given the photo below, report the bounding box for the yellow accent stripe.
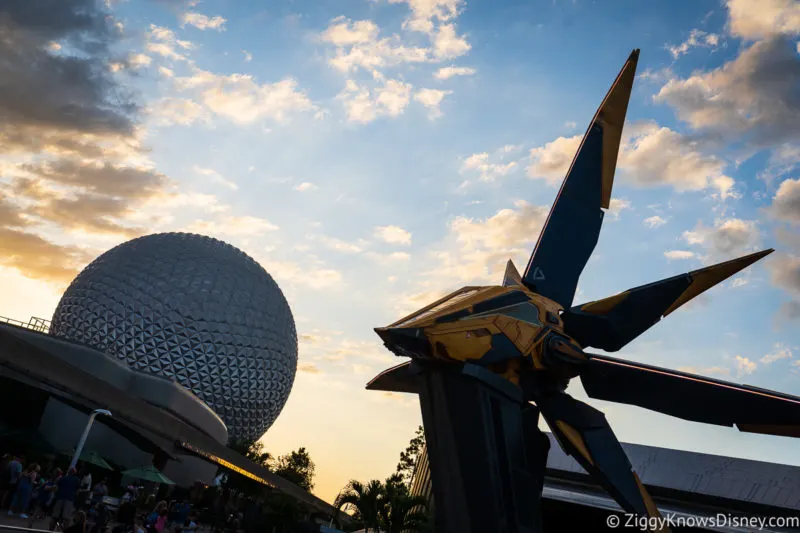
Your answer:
[555,421,594,465]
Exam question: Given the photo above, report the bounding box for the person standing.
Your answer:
[8,463,39,518]
[50,467,81,531]
[3,455,22,508]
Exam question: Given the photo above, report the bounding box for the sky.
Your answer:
[2,0,800,505]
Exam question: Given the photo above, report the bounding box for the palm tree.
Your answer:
[379,476,429,533]
[335,479,385,532]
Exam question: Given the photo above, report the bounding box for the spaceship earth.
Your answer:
[50,232,298,441]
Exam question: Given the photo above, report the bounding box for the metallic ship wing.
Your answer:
[366,361,419,394]
[580,353,800,438]
[561,249,773,351]
[521,49,639,308]
[536,391,669,530]
[502,259,523,287]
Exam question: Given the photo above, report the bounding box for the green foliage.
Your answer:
[271,447,316,492]
[395,425,425,486]
[397,426,425,486]
[334,476,429,533]
[228,438,272,467]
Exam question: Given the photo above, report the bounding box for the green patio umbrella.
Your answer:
[65,450,114,470]
[121,465,174,485]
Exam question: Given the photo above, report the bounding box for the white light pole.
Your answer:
[68,409,112,471]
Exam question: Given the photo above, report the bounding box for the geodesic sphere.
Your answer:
[50,232,297,442]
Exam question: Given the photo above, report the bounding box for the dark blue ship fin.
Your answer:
[522,49,639,308]
[562,249,773,351]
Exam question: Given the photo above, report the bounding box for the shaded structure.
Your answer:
[0,320,343,521]
[367,48,800,533]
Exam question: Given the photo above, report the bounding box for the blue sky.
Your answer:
[2,0,800,503]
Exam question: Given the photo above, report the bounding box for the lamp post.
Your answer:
[68,409,112,471]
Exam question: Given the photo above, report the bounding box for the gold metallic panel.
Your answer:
[554,421,594,465]
[663,249,774,316]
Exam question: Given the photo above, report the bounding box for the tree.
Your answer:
[396,425,425,486]
[335,479,385,533]
[380,475,429,533]
[271,447,316,492]
[228,438,272,468]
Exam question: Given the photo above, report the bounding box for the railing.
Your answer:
[0,315,51,334]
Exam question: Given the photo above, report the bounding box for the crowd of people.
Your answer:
[0,454,201,533]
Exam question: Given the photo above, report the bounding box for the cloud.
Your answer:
[760,343,793,364]
[416,200,549,289]
[294,182,318,192]
[664,250,696,260]
[414,88,452,118]
[769,178,800,224]
[243,50,253,62]
[192,165,238,190]
[336,79,412,123]
[460,152,517,182]
[526,135,581,185]
[149,97,209,126]
[298,363,321,374]
[374,225,412,245]
[180,11,227,31]
[0,228,93,286]
[188,215,279,237]
[726,0,800,40]
[644,216,667,228]
[654,37,800,150]
[681,218,761,260]
[256,258,343,290]
[434,66,475,80]
[526,123,738,198]
[174,68,316,125]
[734,355,757,377]
[432,24,470,59]
[619,123,738,198]
[676,365,731,377]
[607,198,631,219]
[666,29,721,58]
[768,253,800,296]
[146,24,194,62]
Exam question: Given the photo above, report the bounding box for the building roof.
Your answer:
[0,322,343,519]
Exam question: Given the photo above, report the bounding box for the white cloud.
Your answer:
[654,37,800,149]
[434,66,476,80]
[188,215,278,237]
[432,24,470,59]
[192,165,238,190]
[644,215,667,228]
[664,250,696,260]
[243,50,253,62]
[181,12,227,31]
[145,24,194,62]
[734,355,757,377]
[681,218,761,260]
[294,182,318,192]
[150,97,208,126]
[414,88,451,118]
[726,0,800,40]
[460,152,517,182]
[760,343,793,364]
[256,258,343,290]
[337,79,412,123]
[174,68,315,124]
[666,29,721,58]
[770,178,800,224]
[526,135,581,185]
[607,198,631,218]
[374,225,412,245]
[128,53,152,69]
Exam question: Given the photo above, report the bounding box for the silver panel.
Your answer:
[50,232,298,441]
